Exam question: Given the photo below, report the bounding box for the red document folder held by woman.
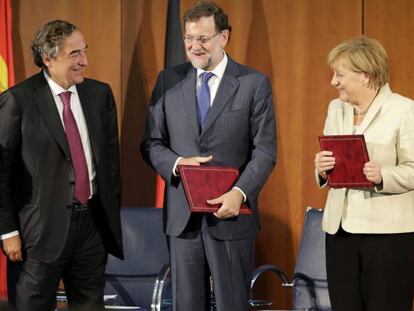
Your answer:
[318,134,373,188]
[177,165,252,214]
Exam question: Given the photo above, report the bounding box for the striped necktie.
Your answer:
[197,72,214,129]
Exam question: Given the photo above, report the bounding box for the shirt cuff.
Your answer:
[232,186,247,202]
[173,157,183,177]
[1,230,19,240]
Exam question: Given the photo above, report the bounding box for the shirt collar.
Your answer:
[43,70,77,96]
[197,52,228,80]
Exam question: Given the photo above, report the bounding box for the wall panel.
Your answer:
[11,0,122,113]
[120,0,167,206]
[364,0,414,98]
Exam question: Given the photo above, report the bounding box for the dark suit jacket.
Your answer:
[141,58,277,240]
[0,72,123,262]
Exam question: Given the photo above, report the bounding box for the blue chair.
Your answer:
[250,207,331,311]
[292,207,330,311]
[104,207,171,311]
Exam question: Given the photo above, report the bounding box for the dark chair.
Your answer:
[250,207,331,311]
[104,207,171,311]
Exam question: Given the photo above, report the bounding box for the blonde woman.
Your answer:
[315,36,414,310]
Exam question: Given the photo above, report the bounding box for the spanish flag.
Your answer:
[0,0,14,92]
[0,0,15,299]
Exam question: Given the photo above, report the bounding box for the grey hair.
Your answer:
[31,20,77,68]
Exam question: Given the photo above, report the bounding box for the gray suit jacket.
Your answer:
[141,58,276,240]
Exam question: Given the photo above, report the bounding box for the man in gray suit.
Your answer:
[141,1,276,310]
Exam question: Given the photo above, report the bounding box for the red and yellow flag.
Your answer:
[0,0,15,299]
[0,0,14,92]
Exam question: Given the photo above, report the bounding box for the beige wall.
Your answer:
[11,0,414,307]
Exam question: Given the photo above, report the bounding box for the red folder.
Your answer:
[177,165,252,214]
[318,135,373,188]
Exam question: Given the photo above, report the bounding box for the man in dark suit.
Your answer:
[141,2,276,310]
[0,20,123,311]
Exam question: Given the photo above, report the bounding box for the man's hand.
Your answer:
[178,155,213,166]
[1,235,23,262]
[208,188,244,219]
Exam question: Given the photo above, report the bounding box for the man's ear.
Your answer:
[220,30,229,48]
[42,54,52,68]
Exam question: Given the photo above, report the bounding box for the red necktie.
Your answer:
[59,91,91,204]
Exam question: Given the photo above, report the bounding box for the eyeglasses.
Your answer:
[183,32,221,45]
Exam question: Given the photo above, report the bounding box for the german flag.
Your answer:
[0,0,14,299]
[155,0,185,208]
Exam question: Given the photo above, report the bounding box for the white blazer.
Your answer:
[317,84,414,234]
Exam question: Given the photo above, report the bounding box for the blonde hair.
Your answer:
[327,36,389,89]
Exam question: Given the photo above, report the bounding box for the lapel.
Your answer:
[76,81,101,165]
[32,72,71,159]
[181,67,200,138]
[355,84,393,134]
[201,58,240,136]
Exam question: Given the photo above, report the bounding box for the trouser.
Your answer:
[10,204,107,311]
[169,214,255,311]
[326,227,414,311]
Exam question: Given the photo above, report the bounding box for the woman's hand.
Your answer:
[364,161,382,184]
[315,151,335,179]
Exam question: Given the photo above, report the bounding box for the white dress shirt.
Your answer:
[196,52,228,106]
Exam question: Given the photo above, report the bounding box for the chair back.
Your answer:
[293,207,331,311]
[104,207,170,310]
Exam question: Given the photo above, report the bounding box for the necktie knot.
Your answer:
[59,91,72,107]
[200,72,214,84]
